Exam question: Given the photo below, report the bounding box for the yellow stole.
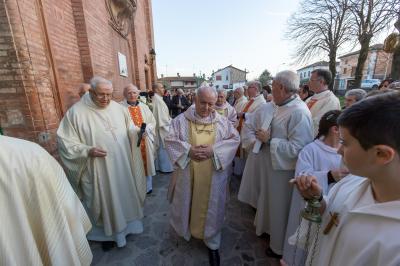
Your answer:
[189,120,215,239]
[128,105,148,176]
[216,108,226,117]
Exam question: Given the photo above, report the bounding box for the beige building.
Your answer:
[158,75,198,92]
[337,44,392,91]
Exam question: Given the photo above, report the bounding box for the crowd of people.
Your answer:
[1,69,400,266]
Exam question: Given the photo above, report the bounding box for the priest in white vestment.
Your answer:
[233,86,248,115]
[234,81,266,175]
[238,102,276,210]
[152,82,174,173]
[122,84,157,194]
[57,76,146,250]
[255,71,313,258]
[214,88,237,126]
[0,136,92,266]
[165,86,240,265]
[306,69,340,136]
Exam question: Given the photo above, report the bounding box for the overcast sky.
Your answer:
[152,0,391,80]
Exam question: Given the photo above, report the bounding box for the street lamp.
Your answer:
[149,48,156,62]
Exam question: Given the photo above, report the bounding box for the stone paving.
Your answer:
[90,173,280,266]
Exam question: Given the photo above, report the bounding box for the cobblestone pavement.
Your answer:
[90,173,280,266]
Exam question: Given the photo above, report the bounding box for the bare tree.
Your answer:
[349,0,397,87]
[390,6,400,80]
[286,0,352,89]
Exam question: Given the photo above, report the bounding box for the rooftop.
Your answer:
[213,65,248,75]
[338,44,384,59]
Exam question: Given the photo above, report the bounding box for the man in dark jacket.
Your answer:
[171,89,190,117]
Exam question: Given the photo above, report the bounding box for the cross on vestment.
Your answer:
[93,112,118,141]
[323,212,339,235]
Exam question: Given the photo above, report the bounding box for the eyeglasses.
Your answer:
[91,90,113,99]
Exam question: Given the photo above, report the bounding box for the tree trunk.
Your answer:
[354,34,372,88]
[328,50,337,91]
[391,15,400,80]
[391,43,400,80]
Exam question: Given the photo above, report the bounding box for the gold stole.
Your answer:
[128,105,148,176]
[216,108,226,117]
[189,120,215,239]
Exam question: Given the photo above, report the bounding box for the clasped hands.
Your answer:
[189,144,214,161]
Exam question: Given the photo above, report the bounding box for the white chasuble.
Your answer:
[57,93,146,247]
[214,102,237,126]
[234,95,248,114]
[305,90,340,136]
[152,93,172,148]
[0,136,92,266]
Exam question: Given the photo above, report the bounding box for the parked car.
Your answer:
[361,79,380,90]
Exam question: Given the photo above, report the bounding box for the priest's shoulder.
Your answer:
[0,136,49,163]
[214,111,230,125]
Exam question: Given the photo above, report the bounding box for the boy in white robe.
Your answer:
[294,91,400,265]
[57,76,146,251]
[0,136,92,266]
[282,110,347,265]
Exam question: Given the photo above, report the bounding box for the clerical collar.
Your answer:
[127,100,139,106]
[276,95,297,106]
[316,88,329,94]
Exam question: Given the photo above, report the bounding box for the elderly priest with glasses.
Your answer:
[57,76,146,251]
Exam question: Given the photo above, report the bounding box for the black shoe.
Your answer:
[146,189,153,195]
[101,241,115,252]
[208,248,220,266]
[265,247,282,259]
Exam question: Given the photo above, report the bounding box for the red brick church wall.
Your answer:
[0,0,157,154]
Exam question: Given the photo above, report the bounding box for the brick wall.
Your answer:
[0,0,157,154]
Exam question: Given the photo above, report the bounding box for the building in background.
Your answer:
[158,74,198,93]
[0,0,157,154]
[297,61,330,84]
[336,44,393,91]
[211,65,247,90]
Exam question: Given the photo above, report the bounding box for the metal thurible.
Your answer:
[301,198,322,224]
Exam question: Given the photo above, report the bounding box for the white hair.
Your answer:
[216,88,227,96]
[123,84,139,96]
[177,88,184,94]
[246,81,262,92]
[90,76,112,91]
[234,86,244,94]
[196,86,217,97]
[345,88,367,101]
[274,70,299,94]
